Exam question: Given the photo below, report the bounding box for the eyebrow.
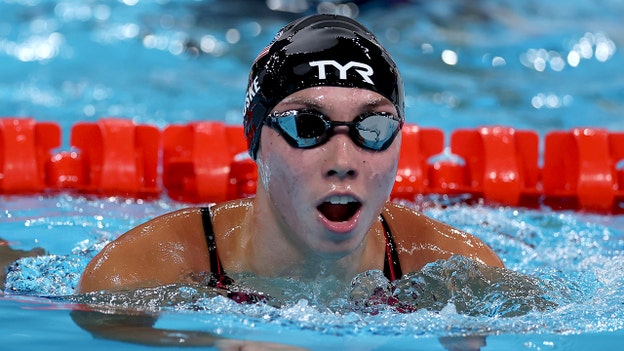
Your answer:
[278,96,324,109]
[278,95,392,110]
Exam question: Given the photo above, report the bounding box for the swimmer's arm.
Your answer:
[76,208,210,293]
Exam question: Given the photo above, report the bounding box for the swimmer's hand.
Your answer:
[393,255,559,317]
[350,255,559,317]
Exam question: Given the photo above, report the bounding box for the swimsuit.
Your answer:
[200,207,403,282]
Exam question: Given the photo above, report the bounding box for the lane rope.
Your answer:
[1,117,623,212]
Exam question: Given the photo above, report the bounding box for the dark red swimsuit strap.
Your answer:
[200,207,225,277]
[381,213,403,281]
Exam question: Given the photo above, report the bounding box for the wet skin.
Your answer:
[77,86,503,294]
[72,87,502,350]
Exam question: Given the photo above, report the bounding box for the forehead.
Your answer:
[275,86,396,111]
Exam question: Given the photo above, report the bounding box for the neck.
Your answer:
[244,193,385,281]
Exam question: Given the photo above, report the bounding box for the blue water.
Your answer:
[1,0,622,136]
[2,0,624,350]
[3,196,624,350]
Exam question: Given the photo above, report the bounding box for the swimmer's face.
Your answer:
[256,86,401,257]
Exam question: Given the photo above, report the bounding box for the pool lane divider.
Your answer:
[1,117,623,213]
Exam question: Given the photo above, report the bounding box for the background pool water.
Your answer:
[1,0,622,137]
[1,0,624,350]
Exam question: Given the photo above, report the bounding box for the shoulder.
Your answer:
[77,199,256,293]
[77,207,208,293]
[382,202,504,270]
[381,202,450,236]
[209,198,254,235]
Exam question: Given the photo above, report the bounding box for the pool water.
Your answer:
[3,196,624,350]
[2,0,624,350]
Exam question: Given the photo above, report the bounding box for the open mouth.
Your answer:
[317,195,362,222]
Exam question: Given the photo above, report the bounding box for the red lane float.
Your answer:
[1,117,623,213]
[0,118,60,193]
[45,118,160,197]
[447,126,541,206]
[163,122,247,203]
[543,128,624,212]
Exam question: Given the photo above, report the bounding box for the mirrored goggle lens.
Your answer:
[267,110,402,150]
[269,112,330,148]
[353,113,402,151]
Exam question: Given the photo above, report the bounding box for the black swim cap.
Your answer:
[243,14,404,159]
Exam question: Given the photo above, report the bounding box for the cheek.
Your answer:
[366,147,400,193]
[260,153,300,193]
[257,130,312,196]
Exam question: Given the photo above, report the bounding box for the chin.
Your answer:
[313,232,366,259]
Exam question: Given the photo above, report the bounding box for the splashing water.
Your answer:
[3,195,624,344]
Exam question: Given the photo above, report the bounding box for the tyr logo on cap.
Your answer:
[309,60,374,84]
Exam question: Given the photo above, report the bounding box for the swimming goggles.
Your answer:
[265,109,403,151]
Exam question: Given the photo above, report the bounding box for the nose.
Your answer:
[323,129,359,180]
